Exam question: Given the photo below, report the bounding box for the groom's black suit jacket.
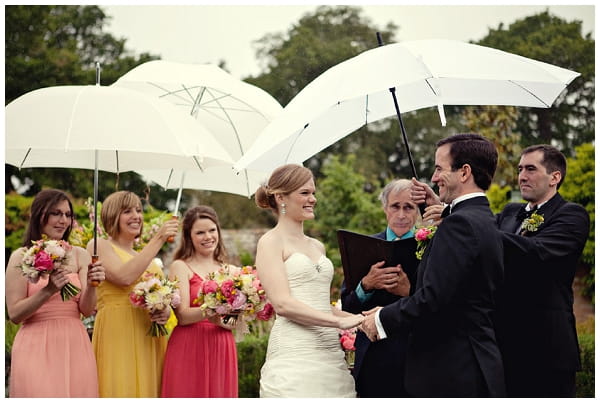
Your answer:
[379,196,505,397]
[494,193,589,395]
[341,231,418,397]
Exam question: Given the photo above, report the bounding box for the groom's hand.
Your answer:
[359,307,381,342]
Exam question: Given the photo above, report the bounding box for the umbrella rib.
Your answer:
[284,123,309,163]
[19,148,32,169]
[64,87,85,151]
[203,87,245,156]
[193,156,205,172]
[191,87,207,117]
[509,80,551,107]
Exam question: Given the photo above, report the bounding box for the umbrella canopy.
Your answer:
[6,84,234,256]
[234,39,580,173]
[113,60,282,197]
[6,85,233,171]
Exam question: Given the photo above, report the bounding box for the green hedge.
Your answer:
[576,332,595,397]
[236,334,268,398]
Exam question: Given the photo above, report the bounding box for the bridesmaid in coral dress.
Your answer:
[6,189,105,397]
[88,191,179,397]
[161,205,238,397]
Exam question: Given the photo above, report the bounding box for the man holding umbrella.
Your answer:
[360,133,505,397]
[411,143,589,397]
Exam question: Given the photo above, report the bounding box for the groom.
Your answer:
[360,133,505,397]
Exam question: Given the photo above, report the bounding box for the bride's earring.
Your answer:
[280,203,286,215]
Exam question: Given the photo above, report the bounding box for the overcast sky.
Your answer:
[102,3,595,79]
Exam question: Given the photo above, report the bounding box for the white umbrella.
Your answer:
[113,60,282,198]
[234,38,580,175]
[6,83,233,257]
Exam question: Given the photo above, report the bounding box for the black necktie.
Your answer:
[516,204,538,221]
[441,205,451,218]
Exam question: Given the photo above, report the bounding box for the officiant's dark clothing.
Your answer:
[341,231,418,397]
[494,193,589,397]
[378,196,506,397]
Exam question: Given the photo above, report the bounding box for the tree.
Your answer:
[476,10,595,154]
[244,5,470,188]
[462,105,522,187]
[559,143,595,300]
[5,6,169,206]
[305,154,384,295]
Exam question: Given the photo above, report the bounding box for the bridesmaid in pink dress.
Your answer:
[161,205,238,397]
[5,189,105,397]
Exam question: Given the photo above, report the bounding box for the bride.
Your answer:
[254,164,364,398]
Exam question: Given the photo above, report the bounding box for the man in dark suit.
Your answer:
[340,179,419,397]
[360,133,506,397]
[494,144,589,397]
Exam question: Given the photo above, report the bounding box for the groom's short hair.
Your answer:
[437,133,498,191]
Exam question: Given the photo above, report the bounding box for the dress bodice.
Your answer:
[24,272,82,324]
[96,244,163,309]
[283,253,334,313]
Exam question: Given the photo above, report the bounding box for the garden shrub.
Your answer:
[576,317,595,398]
[236,334,268,398]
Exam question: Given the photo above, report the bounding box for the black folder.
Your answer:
[337,229,420,291]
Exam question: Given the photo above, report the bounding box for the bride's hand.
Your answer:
[338,314,364,330]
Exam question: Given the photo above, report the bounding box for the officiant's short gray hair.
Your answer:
[378,179,413,208]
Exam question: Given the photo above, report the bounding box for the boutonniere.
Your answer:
[520,212,544,233]
[414,225,437,260]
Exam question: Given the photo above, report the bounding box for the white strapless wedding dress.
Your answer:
[259,253,356,398]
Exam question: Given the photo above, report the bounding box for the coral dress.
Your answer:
[161,265,238,397]
[10,273,99,397]
[92,244,168,397]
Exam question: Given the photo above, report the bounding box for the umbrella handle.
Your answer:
[90,255,101,287]
[166,215,178,243]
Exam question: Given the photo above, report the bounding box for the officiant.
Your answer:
[340,178,421,397]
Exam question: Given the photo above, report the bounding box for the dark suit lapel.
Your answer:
[524,193,566,237]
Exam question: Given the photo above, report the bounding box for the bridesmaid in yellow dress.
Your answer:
[87,191,179,397]
[6,189,105,397]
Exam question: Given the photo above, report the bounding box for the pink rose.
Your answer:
[220,279,235,299]
[415,227,432,242]
[34,251,54,272]
[129,293,145,307]
[256,303,274,321]
[340,334,356,351]
[202,280,218,295]
[252,279,262,291]
[231,292,247,310]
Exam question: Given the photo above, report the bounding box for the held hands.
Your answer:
[358,307,381,342]
[338,314,364,330]
[87,260,106,287]
[362,261,410,296]
[157,218,179,243]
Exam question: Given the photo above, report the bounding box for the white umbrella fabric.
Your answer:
[6,84,234,256]
[234,38,580,174]
[113,60,282,198]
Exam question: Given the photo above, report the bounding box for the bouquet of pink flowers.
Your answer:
[194,265,274,332]
[339,326,357,368]
[19,237,80,301]
[129,272,181,337]
[415,225,438,260]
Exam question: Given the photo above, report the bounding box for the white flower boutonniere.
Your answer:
[520,212,544,233]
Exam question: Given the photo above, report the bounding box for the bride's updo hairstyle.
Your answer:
[255,164,314,215]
